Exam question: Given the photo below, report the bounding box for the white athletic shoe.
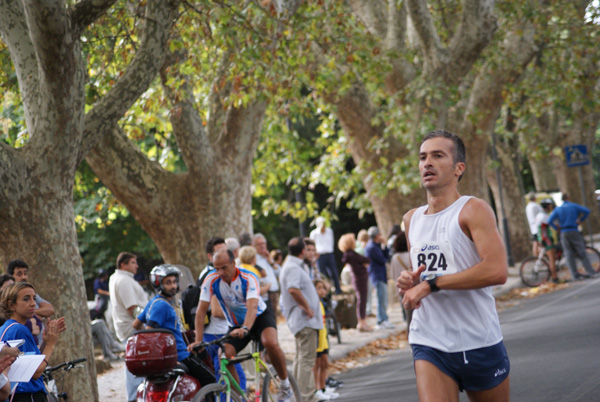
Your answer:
[315,389,334,401]
[324,388,339,399]
[325,386,339,395]
[379,320,395,329]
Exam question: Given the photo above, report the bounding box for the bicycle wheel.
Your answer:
[261,371,301,402]
[192,383,243,402]
[327,315,342,344]
[519,256,550,287]
[46,394,60,402]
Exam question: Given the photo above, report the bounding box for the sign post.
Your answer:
[564,145,593,245]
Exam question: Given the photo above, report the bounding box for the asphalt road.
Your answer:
[335,277,600,402]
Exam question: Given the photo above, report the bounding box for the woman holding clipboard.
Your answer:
[0,282,65,402]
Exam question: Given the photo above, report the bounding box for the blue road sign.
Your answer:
[565,144,589,167]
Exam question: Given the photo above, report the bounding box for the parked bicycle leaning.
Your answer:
[43,358,86,402]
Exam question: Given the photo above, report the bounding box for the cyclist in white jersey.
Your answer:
[397,130,510,402]
[189,249,293,402]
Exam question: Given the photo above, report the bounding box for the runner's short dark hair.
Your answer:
[422,130,466,181]
[422,130,466,165]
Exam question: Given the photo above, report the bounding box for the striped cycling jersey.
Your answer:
[199,267,267,326]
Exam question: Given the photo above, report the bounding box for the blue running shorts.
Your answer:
[412,341,510,391]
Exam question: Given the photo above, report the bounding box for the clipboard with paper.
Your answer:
[7,354,45,382]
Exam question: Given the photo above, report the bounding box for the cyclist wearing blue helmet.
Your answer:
[134,264,215,386]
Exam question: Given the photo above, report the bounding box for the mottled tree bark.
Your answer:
[486,142,532,262]
[86,99,266,276]
[0,1,178,399]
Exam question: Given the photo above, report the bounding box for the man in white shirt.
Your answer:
[525,193,543,255]
[109,252,149,402]
[253,233,280,315]
[310,217,341,294]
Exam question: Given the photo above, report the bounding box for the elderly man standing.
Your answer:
[109,252,148,402]
[280,237,323,402]
[253,233,280,316]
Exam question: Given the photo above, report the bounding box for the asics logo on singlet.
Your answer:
[494,368,507,377]
[420,244,440,252]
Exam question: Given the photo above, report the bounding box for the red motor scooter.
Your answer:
[126,328,212,402]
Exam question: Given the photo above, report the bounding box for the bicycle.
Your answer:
[519,244,600,287]
[323,295,341,345]
[192,335,301,402]
[42,357,86,402]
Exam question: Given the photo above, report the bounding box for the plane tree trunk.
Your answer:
[0,1,178,399]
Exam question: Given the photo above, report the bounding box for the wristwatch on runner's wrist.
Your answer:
[425,274,440,293]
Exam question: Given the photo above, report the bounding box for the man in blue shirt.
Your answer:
[134,265,215,386]
[365,226,395,329]
[548,193,596,280]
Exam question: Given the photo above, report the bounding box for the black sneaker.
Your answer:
[326,377,344,388]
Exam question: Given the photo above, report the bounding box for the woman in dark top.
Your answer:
[338,233,372,332]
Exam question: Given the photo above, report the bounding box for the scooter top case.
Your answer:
[126,329,178,376]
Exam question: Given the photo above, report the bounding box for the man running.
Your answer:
[397,130,510,401]
[189,249,293,402]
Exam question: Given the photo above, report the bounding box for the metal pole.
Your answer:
[577,166,593,245]
[287,115,305,237]
[491,131,515,266]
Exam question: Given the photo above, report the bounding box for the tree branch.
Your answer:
[86,125,170,212]
[160,68,214,175]
[22,1,69,74]
[0,0,42,133]
[207,49,234,143]
[348,0,388,38]
[80,0,179,162]
[383,1,417,93]
[71,0,119,34]
[461,24,538,138]
[405,0,448,73]
[447,0,497,83]
[385,0,406,51]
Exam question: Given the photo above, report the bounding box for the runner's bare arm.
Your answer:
[437,197,508,289]
[397,208,425,294]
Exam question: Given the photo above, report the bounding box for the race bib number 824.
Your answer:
[411,241,457,281]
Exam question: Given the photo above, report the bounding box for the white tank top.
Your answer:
[408,196,503,352]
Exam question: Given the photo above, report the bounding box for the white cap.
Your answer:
[316,217,326,228]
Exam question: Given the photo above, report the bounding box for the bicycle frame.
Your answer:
[215,342,276,402]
